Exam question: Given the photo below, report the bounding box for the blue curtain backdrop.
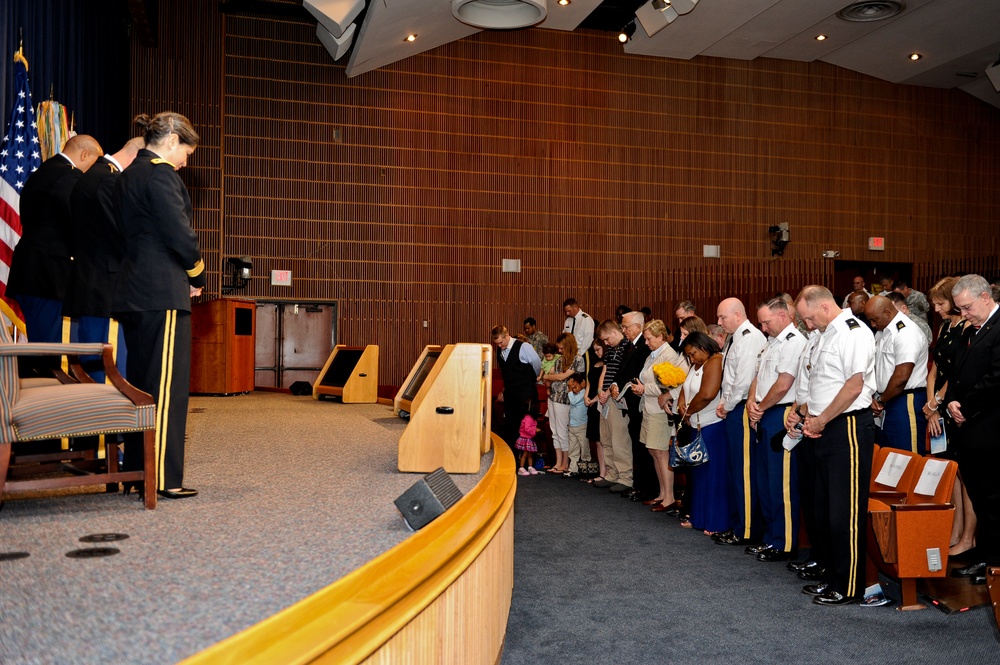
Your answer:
[0,0,132,153]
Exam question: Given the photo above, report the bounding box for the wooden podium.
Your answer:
[190,298,255,395]
[397,343,492,474]
[313,345,379,403]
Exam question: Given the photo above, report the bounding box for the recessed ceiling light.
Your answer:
[909,52,922,61]
[405,34,417,42]
[815,34,827,41]
[558,0,570,5]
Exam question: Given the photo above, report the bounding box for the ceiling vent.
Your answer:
[837,1,905,22]
[453,0,547,29]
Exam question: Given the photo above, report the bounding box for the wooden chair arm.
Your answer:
[98,345,154,407]
[891,502,955,512]
[64,357,95,383]
[870,490,907,502]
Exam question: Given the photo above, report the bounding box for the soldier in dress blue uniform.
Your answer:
[746,297,807,562]
[8,135,102,342]
[65,136,145,382]
[113,113,205,499]
[865,295,929,454]
[790,285,877,606]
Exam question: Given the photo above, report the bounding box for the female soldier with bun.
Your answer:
[114,112,205,499]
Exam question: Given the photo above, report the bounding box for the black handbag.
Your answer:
[669,428,709,468]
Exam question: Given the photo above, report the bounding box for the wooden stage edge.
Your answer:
[179,434,516,665]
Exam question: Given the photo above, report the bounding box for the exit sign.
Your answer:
[271,269,292,286]
[868,237,885,251]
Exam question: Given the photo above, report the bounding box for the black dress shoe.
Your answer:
[157,487,199,499]
[812,590,858,606]
[710,530,734,543]
[787,559,818,573]
[744,543,770,555]
[622,489,641,500]
[801,583,830,596]
[798,567,826,581]
[757,548,796,563]
[971,574,987,585]
[714,532,754,546]
[952,562,987,578]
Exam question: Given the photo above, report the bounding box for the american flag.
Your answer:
[0,49,42,295]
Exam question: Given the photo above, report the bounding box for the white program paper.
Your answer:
[874,452,911,488]
[914,459,949,496]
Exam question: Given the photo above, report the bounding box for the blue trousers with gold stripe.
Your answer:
[756,405,800,553]
[879,390,928,455]
[119,310,192,491]
[73,316,128,384]
[812,409,875,598]
[725,400,761,540]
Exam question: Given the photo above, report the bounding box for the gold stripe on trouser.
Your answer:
[906,393,917,453]
[61,316,73,450]
[782,405,793,552]
[846,415,859,597]
[155,311,178,490]
[741,406,752,539]
[108,319,120,385]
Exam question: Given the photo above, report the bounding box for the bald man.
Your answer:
[8,134,103,342]
[65,136,144,381]
[865,295,929,454]
[713,297,768,546]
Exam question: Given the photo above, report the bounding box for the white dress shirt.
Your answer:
[720,318,767,411]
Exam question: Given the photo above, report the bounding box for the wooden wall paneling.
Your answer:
[134,4,1000,387]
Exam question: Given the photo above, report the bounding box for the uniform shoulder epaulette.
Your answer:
[741,328,750,336]
[845,318,860,330]
[581,313,590,319]
[785,332,796,340]
[896,320,906,330]
[150,158,177,168]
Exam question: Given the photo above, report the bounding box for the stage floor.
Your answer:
[0,392,491,665]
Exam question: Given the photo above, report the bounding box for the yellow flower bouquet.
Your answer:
[652,362,687,390]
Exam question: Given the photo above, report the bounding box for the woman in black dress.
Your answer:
[923,276,975,555]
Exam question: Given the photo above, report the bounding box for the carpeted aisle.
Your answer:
[502,472,1000,665]
[0,392,490,665]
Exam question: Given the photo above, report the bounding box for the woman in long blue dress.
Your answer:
[677,332,731,535]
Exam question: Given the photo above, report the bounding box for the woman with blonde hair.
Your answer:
[631,320,689,513]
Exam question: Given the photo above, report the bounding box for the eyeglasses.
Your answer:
[954,293,985,313]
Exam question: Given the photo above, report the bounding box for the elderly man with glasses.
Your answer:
[944,274,1000,586]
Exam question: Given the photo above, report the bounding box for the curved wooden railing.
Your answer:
[181,434,516,665]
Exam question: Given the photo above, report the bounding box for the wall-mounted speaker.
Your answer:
[394,468,463,531]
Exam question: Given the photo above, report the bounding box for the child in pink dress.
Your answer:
[515,399,541,476]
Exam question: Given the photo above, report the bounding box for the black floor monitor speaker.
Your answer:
[394,468,463,531]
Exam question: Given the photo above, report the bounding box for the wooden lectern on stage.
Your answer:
[393,345,444,418]
[313,344,379,403]
[398,343,493,474]
[190,298,255,395]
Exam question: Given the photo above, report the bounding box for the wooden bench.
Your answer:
[866,452,957,610]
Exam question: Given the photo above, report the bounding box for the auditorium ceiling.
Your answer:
[226,0,1000,109]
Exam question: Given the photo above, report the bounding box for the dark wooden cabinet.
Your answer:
[190,298,256,395]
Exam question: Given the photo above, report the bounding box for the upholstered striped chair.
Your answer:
[0,340,158,510]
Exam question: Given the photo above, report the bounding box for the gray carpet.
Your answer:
[502,473,1000,665]
[0,393,490,665]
